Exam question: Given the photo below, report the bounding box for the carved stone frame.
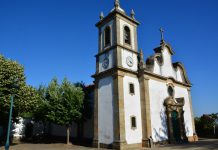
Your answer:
[164,97,187,143]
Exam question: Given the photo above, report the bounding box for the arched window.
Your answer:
[104,26,111,46]
[124,26,131,45]
[168,86,174,97]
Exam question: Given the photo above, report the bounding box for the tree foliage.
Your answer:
[33,85,48,123]
[45,78,84,126]
[74,82,93,122]
[33,78,84,144]
[195,113,218,138]
[0,55,39,125]
[74,82,93,140]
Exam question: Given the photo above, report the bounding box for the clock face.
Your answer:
[102,57,109,69]
[126,56,133,67]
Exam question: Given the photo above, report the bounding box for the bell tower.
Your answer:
[92,1,142,149]
[95,0,139,74]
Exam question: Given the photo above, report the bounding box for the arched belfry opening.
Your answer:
[104,26,111,47]
[164,86,187,143]
[124,26,131,45]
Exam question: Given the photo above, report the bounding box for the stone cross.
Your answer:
[159,27,164,41]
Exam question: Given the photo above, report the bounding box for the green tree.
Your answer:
[0,55,39,125]
[195,113,218,137]
[74,82,93,140]
[46,78,84,144]
[209,113,218,124]
[33,85,50,136]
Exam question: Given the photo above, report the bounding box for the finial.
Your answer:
[131,9,135,19]
[114,0,120,8]
[139,48,145,69]
[100,12,104,20]
[140,49,144,63]
[159,27,165,44]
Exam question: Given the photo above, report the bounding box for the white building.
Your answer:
[92,0,197,149]
[10,1,198,149]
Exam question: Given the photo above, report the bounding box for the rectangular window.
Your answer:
[131,116,137,129]
[129,83,135,94]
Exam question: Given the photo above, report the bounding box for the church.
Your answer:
[91,0,198,149]
[9,0,198,149]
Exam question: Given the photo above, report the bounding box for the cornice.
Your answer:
[95,44,139,57]
[92,65,191,87]
[173,62,191,85]
[143,70,192,87]
[96,9,140,28]
[92,66,138,80]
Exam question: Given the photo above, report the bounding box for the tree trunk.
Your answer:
[66,126,71,145]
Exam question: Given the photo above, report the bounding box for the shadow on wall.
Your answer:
[153,109,168,142]
[185,122,191,137]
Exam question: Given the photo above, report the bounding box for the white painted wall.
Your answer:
[12,118,26,139]
[149,79,168,142]
[151,47,186,84]
[98,76,114,144]
[123,76,142,144]
[160,48,176,79]
[119,20,135,50]
[153,60,161,75]
[12,118,45,139]
[12,119,93,139]
[176,67,184,83]
[121,49,138,72]
[99,49,114,73]
[149,79,194,142]
[174,86,193,137]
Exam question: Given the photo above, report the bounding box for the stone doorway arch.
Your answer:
[164,97,187,143]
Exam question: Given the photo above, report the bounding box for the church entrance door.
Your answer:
[164,97,187,143]
[171,111,181,142]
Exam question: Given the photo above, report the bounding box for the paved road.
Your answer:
[0,144,105,150]
[154,138,218,150]
[0,138,217,150]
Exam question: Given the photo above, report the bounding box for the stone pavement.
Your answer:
[0,138,217,150]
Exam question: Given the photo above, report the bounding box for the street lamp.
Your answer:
[5,79,19,150]
[5,96,14,150]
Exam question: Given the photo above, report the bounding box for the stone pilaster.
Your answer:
[113,71,126,150]
[115,17,120,45]
[134,26,138,52]
[96,56,99,74]
[98,28,102,53]
[114,17,122,68]
[93,80,99,148]
[139,74,152,147]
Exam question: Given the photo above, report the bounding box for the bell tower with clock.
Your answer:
[92,0,143,149]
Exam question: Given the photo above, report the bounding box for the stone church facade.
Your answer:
[10,1,198,149]
[92,0,197,149]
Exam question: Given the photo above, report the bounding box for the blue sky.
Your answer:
[0,0,217,117]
